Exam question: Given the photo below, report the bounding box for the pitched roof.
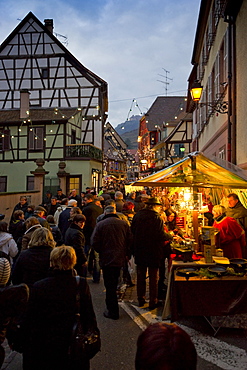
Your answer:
[0,12,107,88]
[0,108,78,123]
[144,96,187,131]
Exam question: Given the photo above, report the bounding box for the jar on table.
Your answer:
[216,248,223,257]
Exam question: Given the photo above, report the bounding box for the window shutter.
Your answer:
[29,129,35,150]
[35,127,44,150]
[3,129,10,150]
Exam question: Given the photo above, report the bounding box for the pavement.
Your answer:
[1,267,159,370]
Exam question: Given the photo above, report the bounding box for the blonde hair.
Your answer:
[50,245,77,270]
[212,205,226,216]
[29,227,56,248]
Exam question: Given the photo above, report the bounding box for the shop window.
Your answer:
[0,176,7,192]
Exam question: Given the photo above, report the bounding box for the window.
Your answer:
[29,127,44,151]
[219,146,226,159]
[67,176,82,196]
[71,130,76,144]
[41,68,49,79]
[0,176,7,192]
[0,129,10,151]
[26,176,35,191]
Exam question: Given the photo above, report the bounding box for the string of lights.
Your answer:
[0,105,101,142]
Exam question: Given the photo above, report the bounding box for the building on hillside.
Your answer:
[187,0,247,169]
[138,96,188,176]
[103,122,127,181]
[0,12,108,200]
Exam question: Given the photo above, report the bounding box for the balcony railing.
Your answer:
[65,144,102,161]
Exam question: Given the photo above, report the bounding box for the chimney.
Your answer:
[44,19,53,34]
[20,90,30,119]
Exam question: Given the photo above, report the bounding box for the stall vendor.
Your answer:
[165,209,184,239]
[212,205,245,259]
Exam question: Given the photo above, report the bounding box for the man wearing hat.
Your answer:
[33,206,50,229]
[131,197,172,309]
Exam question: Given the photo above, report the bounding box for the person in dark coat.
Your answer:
[10,196,29,223]
[82,194,103,283]
[23,245,99,370]
[56,188,66,204]
[47,197,58,216]
[0,257,29,368]
[69,189,82,207]
[131,197,172,309]
[9,210,26,250]
[12,227,55,288]
[64,214,87,277]
[33,206,50,229]
[91,205,132,320]
[46,215,63,246]
[114,191,125,212]
[58,199,77,240]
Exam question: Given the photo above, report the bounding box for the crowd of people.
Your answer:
[1,184,247,368]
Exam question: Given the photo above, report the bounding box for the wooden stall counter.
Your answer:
[162,260,247,323]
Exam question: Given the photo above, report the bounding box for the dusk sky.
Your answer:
[0,0,200,127]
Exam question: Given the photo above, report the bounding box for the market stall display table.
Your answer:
[162,260,247,325]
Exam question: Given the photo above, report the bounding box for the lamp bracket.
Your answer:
[198,100,228,114]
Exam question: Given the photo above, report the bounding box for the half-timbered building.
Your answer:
[138,96,189,176]
[0,12,108,199]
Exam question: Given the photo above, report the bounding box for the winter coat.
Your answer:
[58,207,72,239]
[82,203,103,245]
[115,199,125,212]
[91,214,132,268]
[9,219,25,243]
[25,270,98,370]
[131,208,172,268]
[21,224,42,251]
[225,201,247,231]
[12,245,53,288]
[54,205,67,225]
[64,224,87,276]
[48,223,63,246]
[0,232,18,264]
[0,283,29,345]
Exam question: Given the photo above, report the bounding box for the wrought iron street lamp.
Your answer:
[190,80,228,114]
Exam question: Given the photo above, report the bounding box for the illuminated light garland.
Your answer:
[0,105,102,142]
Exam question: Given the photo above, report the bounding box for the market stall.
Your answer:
[132,151,247,248]
[132,152,247,329]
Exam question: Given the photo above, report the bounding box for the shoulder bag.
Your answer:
[68,276,101,365]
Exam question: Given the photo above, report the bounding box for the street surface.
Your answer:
[2,274,247,370]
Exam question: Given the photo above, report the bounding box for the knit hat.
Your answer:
[0,257,11,286]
